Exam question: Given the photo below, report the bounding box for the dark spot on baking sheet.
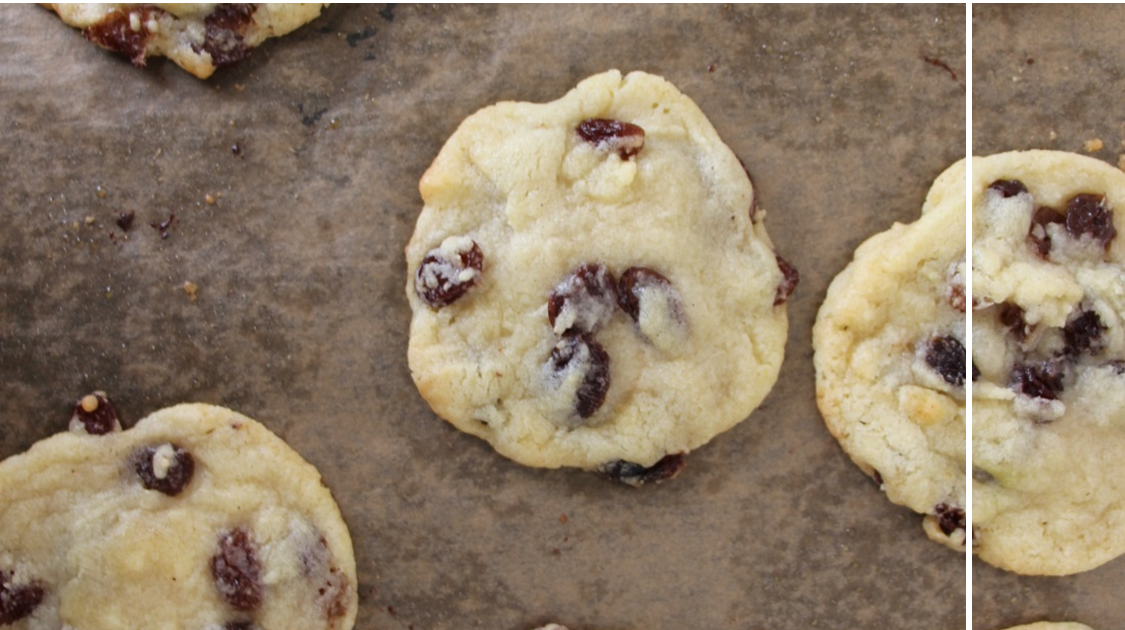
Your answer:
[150,213,176,240]
[346,26,377,47]
[212,527,263,611]
[380,4,397,21]
[71,392,120,435]
[1026,58,1035,65]
[232,141,244,157]
[922,55,962,87]
[601,453,686,486]
[116,210,135,232]
[0,570,45,625]
[300,104,329,127]
[934,503,965,536]
[132,443,195,496]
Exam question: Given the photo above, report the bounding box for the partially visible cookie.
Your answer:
[0,397,357,629]
[42,3,327,78]
[972,150,1125,575]
[406,70,795,481]
[813,159,967,549]
[1000,624,1094,630]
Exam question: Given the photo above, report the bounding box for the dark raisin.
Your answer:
[211,528,263,611]
[1028,206,1065,258]
[201,4,256,67]
[988,179,1029,198]
[1064,308,1105,356]
[871,469,884,486]
[414,239,484,308]
[997,302,1028,341]
[971,362,980,382]
[601,453,686,487]
[70,392,120,435]
[576,118,645,159]
[84,7,160,66]
[934,503,966,536]
[547,334,611,419]
[0,571,45,625]
[1111,360,1125,375]
[616,267,686,328]
[132,443,195,496]
[116,210,135,231]
[924,336,966,387]
[1065,193,1117,250]
[774,255,799,306]
[548,263,618,335]
[1010,362,1065,400]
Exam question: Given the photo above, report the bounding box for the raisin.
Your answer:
[132,443,195,496]
[1010,362,1065,400]
[1028,206,1065,258]
[84,7,160,66]
[1111,360,1125,375]
[548,263,618,335]
[0,571,45,625]
[116,210,135,231]
[616,267,685,326]
[70,392,120,435]
[576,118,645,159]
[1065,193,1117,250]
[547,334,611,419]
[1064,308,1105,356]
[934,503,965,536]
[201,4,255,67]
[211,528,263,611]
[998,302,1028,341]
[414,238,484,308]
[988,179,1029,198]
[924,336,966,387]
[601,454,686,487]
[971,362,980,382]
[774,255,799,306]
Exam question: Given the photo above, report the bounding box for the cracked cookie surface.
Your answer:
[972,150,1125,575]
[813,159,967,550]
[406,70,793,479]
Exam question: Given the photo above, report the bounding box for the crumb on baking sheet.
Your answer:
[183,281,198,302]
[205,194,216,205]
[1084,138,1105,152]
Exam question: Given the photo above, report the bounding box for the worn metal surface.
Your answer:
[0,5,965,629]
[972,4,1125,630]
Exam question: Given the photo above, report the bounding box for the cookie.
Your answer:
[0,397,357,629]
[972,150,1125,575]
[1000,624,1094,630]
[405,70,796,482]
[813,159,967,549]
[42,3,326,79]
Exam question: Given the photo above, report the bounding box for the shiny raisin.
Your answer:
[774,255,799,306]
[70,392,121,435]
[1064,308,1105,355]
[132,443,195,496]
[601,454,686,487]
[547,334,611,419]
[934,503,965,536]
[1065,193,1117,250]
[988,179,1028,198]
[924,336,966,387]
[211,528,263,611]
[1010,362,1065,400]
[576,118,645,159]
[414,238,484,308]
[0,571,45,625]
[1028,206,1065,258]
[548,263,618,335]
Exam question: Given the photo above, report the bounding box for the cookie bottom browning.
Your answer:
[0,403,357,630]
[972,150,1125,575]
[813,159,967,550]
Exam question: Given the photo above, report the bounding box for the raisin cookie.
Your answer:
[406,70,795,482]
[1001,624,1094,630]
[813,159,967,550]
[0,397,357,629]
[972,150,1125,575]
[42,4,327,79]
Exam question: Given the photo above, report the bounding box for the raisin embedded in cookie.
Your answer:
[972,150,1125,576]
[405,70,794,481]
[813,159,967,550]
[42,4,327,79]
[0,400,357,629]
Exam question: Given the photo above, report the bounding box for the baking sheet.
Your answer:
[972,4,1125,630]
[0,5,965,629]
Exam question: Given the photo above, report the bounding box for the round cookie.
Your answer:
[813,159,967,549]
[1000,624,1094,630]
[405,70,795,482]
[972,150,1125,575]
[0,398,357,630]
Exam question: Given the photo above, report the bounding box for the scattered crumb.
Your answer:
[1049,130,1058,141]
[233,83,245,92]
[95,185,108,199]
[1084,138,1104,153]
[558,513,568,524]
[205,194,216,205]
[183,281,199,302]
[84,215,96,226]
[80,394,99,413]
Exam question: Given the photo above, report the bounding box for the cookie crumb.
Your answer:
[1084,138,1104,153]
[84,215,96,226]
[205,194,216,205]
[558,513,568,524]
[95,185,108,199]
[183,281,199,302]
[80,394,100,413]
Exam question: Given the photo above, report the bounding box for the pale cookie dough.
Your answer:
[973,150,1125,575]
[1000,624,1094,630]
[43,3,327,79]
[0,398,357,630]
[406,70,796,483]
[813,159,967,550]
